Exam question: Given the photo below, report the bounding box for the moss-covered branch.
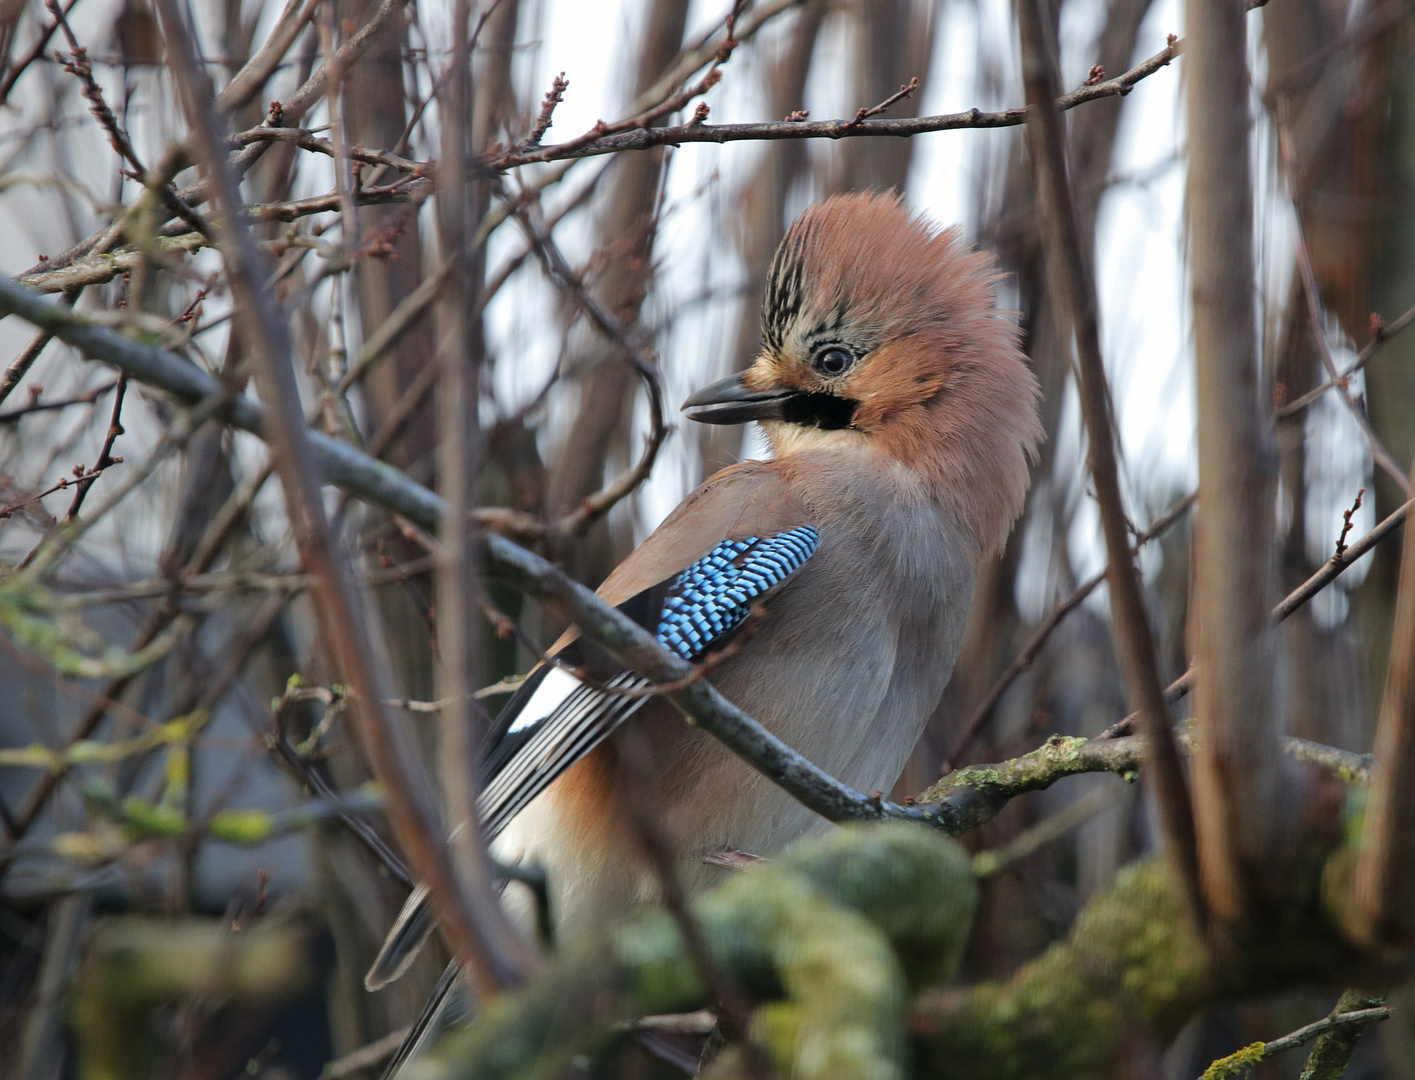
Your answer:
[911,856,1392,1080]
[1297,991,1388,1080]
[916,728,1371,839]
[911,860,1215,1080]
[1198,994,1388,1079]
[405,825,977,1080]
[399,819,1406,1080]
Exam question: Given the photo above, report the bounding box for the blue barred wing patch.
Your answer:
[655,525,819,661]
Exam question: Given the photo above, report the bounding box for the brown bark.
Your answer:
[1185,0,1288,924]
[1018,0,1202,929]
[435,0,534,990]
[339,0,437,473]
[153,0,535,998]
[942,0,1157,769]
[1351,445,1415,945]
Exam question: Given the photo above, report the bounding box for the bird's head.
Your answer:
[683,191,1042,555]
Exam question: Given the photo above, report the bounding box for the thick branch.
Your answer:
[1185,0,1288,922]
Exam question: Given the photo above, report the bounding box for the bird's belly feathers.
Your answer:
[496,478,977,939]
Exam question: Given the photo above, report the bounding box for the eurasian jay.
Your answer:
[367,191,1040,1025]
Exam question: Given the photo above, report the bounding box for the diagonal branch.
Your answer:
[1017,0,1203,928]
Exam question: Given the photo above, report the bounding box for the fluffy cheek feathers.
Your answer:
[856,346,1042,559]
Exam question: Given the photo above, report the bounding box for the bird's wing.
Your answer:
[366,463,814,992]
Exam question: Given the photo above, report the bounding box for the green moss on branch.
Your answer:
[405,825,977,1080]
[910,859,1216,1080]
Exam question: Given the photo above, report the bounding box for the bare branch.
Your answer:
[228,126,426,176]
[0,377,116,422]
[1276,497,1412,619]
[485,36,1181,169]
[0,0,78,106]
[1184,0,1287,923]
[215,0,321,115]
[1279,118,1414,499]
[1018,0,1202,926]
[1103,497,1412,742]
[1276,301,1415,419]
[1196,1002,1389,1080]
[1296,992,1388,1080]
[432,0,539,995]
[1351,444,1415,944]
[0,287,79,404]
[61,372,125,521]
[0,274,1378,847]
[505,189,669,542]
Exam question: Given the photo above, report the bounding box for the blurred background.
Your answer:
[0,0,1409,1076]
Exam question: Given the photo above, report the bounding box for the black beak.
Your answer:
[680,373,798,425]
[682,372,859,430]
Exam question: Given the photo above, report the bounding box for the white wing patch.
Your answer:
[506,666,582,733]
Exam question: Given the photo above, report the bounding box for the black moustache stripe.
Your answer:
[780,393,857,431]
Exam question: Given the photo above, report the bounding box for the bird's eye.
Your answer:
[812,346,854,377]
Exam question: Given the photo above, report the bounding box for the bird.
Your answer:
[368,191,1041,1059]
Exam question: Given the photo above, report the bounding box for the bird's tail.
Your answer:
[379,960,471,1080]
[365,883,436,991]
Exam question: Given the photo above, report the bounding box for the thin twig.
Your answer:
[1276,301,1415,418]
[519,71,568,150]
[0,0,79,106]
[1195,1005,1390,1080]
[1277,113,1413,497]
[0,271,1385,847]
[0,460,120,521]
[841,76,919,129]
[62,373,125,521]
[0,288,80,405]
[971,781,1121,879]
[1297,991,1387,1080]
[228,126,425,177]
[153,0,536,996]
[321,1027,414,1080]
[484,36,1182,170]
[947,492,1196,767]
[1103,496,1413,741]
[47,0,144,171]
[216,0,321,115]
[0,378,117,422]
[506,191,669,541]
[0,453,271,847]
